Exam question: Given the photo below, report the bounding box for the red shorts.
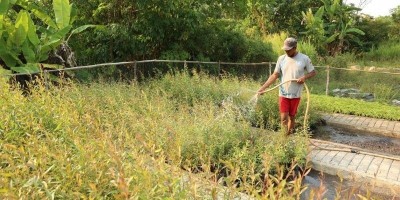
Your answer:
[279,97,301,117]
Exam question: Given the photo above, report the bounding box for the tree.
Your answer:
[70,0,275,65]
[301,0,365,55]
[389,5,400,41]
[246,0,322,35]
[70,0,202,62]
[354,16,391,51]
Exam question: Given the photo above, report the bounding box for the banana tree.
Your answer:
[0,0,96,77]
[301,0,364,55]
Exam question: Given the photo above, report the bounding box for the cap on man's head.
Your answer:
[282,37,297,51]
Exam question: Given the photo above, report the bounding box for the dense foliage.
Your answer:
[1,0,400,74]
[68,0,400,66]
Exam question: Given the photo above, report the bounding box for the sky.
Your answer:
[344,0,400,17]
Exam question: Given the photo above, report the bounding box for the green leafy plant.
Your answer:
[0,0,97,75]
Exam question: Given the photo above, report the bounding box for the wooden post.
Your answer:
[269,62,272,76]
[218,61,221,77]
[133,61,137,83]
[325,65,330,96]
[40,64,49,90]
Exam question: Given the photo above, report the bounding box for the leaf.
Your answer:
[315,6,324,18]
[18,1,57,28]
[0,0,9,15]
[0,172,14,177]
[66,24,99,42]
[0,37,22,67]
[70,25,98,36]
[53,0,71,29]
[70,3,77,24]
[325,33,339,44]
[22,41,36,63]
[10,63,41,74]
[345,28,365,35]
[0,15,3,31]
[49,25,71,42]
[27,13,40,46]
[14,11,29,47]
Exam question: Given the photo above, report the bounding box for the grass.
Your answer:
[361,42,400,67]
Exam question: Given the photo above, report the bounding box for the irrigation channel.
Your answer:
[312,125,400,157]
[303,124,400,200]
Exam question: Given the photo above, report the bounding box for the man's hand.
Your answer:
[297,77,306,84]
[257,90,266,96]
[297,70,316,84]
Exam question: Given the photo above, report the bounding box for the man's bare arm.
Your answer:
[257,72,280,95]
[297,70,316,84]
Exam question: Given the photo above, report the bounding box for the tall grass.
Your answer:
[263,32,287,59]
[298,40,318,65]
[263,32,318,65]
[0,73,310,199]
[362,42,400,66]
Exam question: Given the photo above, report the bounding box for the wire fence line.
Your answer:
[314,65,400,75]
[2,59,399,77]
[313,65,400,95]
[1,59,399,97]
[1,60,275,77]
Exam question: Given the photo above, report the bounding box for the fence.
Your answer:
[2,60,274,81]
[313,65,400,102]
[2,59,400,101]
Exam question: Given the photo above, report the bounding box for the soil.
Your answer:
[311,125,400,156]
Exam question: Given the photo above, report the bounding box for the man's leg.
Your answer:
[280,112,290,134]
[287,98,300,135]
[279,97,300,135]
[288,115,296,135]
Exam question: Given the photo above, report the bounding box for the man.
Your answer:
[257,37,316,135]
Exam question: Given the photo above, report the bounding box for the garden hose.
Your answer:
[258,79,400,162]
[258,79,310,128]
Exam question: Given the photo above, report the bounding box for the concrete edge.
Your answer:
[310,160,400,197]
